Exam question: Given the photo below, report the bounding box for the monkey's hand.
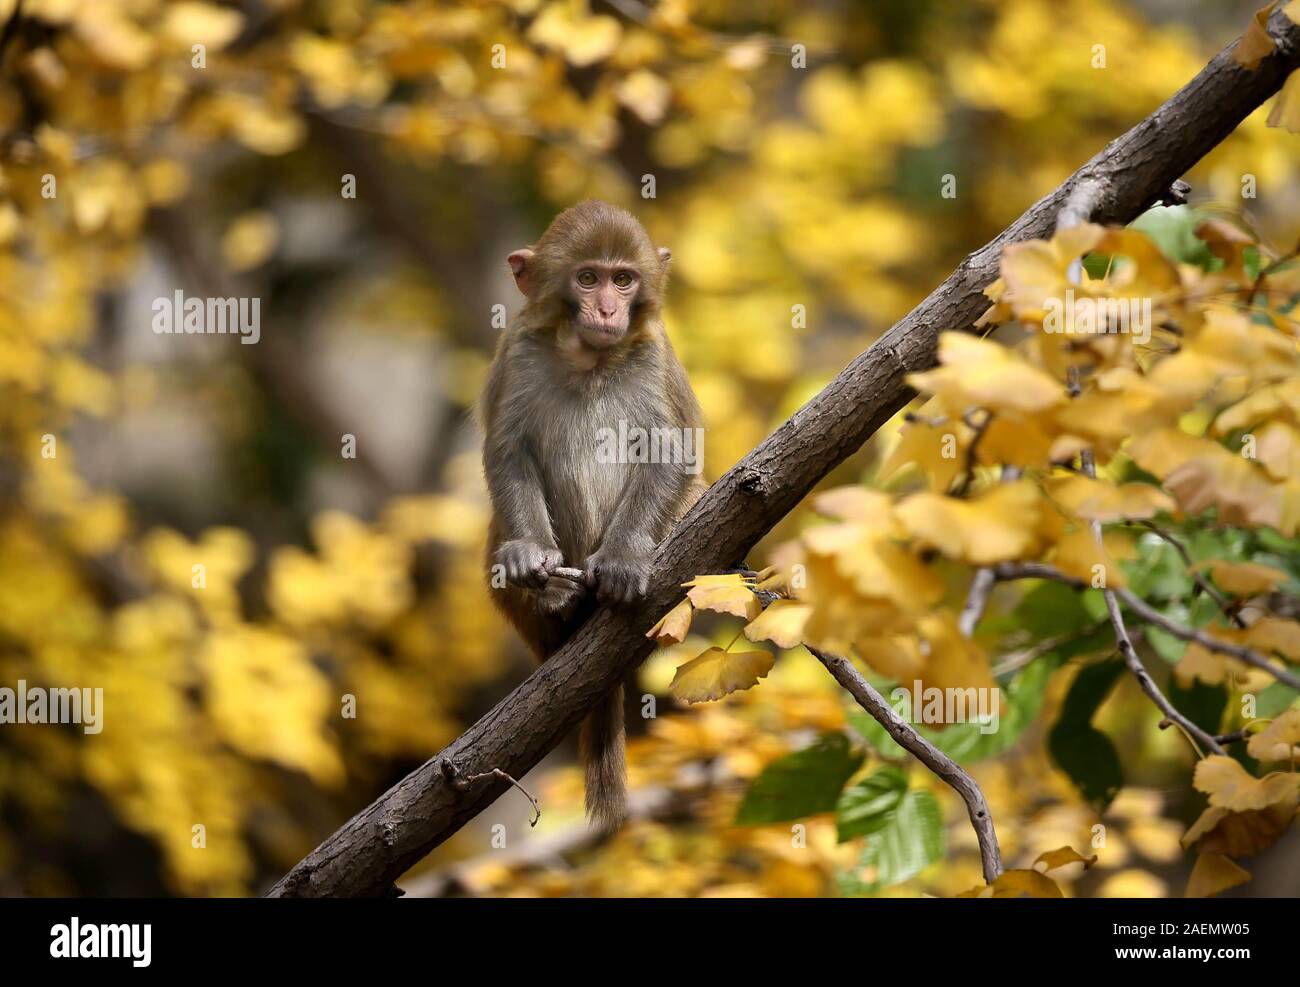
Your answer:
[583,538,652,606]
[495,539,563,590]
[538,571,587,618]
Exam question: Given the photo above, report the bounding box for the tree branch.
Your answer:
[266,12,1300,897]
[992,562,1300,690]
[1080,451,1225,755]
[807,646,1004,884]
[1115,585,1300,690]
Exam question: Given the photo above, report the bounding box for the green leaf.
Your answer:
[836,766,907,842]
[1256,528,1300,561]
[1081,589,1110,623]
[735,732,863,825]
[1145,623,1187,663]
[1129,205,1217,269]
[1122,536,1193,601]
[1013,581,1095,637]
[1048,659,1125,809]
[1257,683,1300,719]
[1167,677,1227,735]
[839,790,945,895]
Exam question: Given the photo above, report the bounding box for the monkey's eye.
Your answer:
[577,270,599,288]
[613,271,635,288]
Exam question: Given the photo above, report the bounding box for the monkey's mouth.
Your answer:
[577,319,626,344]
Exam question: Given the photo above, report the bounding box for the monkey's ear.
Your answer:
[657,246,672,269]
[507,249,536,298]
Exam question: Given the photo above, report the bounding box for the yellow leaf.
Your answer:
[221,211,280,272]
[616,69,671,124]
[999,222,1106,322]
[1182,804,1295,857]
[1245,617,1300,662]
[907,333,1065,415]
[1193,755,1300,811]
[1131,430,1281,531]
[1255,421,1300,482]
[917,612,1000,698]
[959,869,1064,898]
[646,598,694,646]
[743,600,812,649]
[879,417,967,491]
[1246,708,1300,762]
[1034,845,1098,874]
[1184,854,1250,898]
[1174,639,1258,688]
[200,627,344,786]
[896,480,1042,564]
[528,4,622,67]
[684,573,760,620]
[806,527,943,607]
[1050,476,1175,523]
[1210,560,1290,596]
[1097,871,1167,898]
[1267,68,1300,132]
[855,635,926,683]
[1051,526,1130,589]
[162,3,245,49]
[1235,5,1277,69]
[669,646,774,704]
[810,485,894,524]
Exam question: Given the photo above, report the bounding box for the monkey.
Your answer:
[480,200,705,830]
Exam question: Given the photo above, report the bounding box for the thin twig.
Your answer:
[958,568,997,639]
[951,410,993,498]
[1079,446,1224,754]
[806,645,1004,884]
[990,619,1110,677]
[441,760,541,827]
[1215,728,1251,746]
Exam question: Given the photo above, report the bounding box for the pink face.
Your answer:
[569,262,641,348]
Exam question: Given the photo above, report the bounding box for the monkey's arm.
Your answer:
[483,355,563,589]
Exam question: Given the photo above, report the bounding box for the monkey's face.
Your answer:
[567,263,641,348]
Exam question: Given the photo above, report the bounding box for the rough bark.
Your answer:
[268,11,1300,898]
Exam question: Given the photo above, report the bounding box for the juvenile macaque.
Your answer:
[481,200,705,828]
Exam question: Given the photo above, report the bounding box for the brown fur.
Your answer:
[480,201,704,828]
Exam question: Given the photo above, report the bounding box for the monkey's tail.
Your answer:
[579,686,627,831]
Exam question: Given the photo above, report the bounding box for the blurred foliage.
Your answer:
[0,0,1297,897]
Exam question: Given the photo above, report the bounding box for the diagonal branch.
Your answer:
[267,11,1300,897]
